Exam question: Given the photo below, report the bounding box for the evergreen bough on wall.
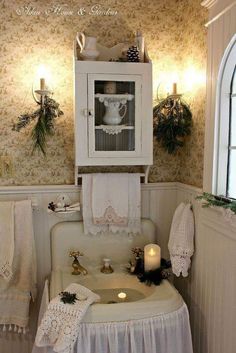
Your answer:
[153,96,192,154]
[12,96,63,156]
[196,193,236,214]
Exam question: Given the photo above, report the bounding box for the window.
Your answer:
[215,35,236,199]
[227,68,236,198]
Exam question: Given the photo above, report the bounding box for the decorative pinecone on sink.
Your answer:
[127,46,140,62]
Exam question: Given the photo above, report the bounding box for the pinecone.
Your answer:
[127,46,140,62]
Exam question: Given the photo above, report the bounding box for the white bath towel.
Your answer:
[168,203,194,277]
[0,201,14,281]
[0,200,37,332]
[82,173,141,235]
[35,283,100,353]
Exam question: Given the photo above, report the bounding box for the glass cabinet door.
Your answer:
[88,74,141,157]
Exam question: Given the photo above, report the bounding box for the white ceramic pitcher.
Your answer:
[103,101,127,125]
[76,32,99,61]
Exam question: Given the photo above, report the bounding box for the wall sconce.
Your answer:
[153,79,192,154]
[12,64,63,156]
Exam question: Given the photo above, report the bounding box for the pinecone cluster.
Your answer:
[127,46,140,62]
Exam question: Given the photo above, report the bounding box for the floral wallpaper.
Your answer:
[0,0,207,187]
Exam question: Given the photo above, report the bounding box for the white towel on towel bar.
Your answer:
[0,201,14,281]
[168,202,194,277]
[92,173,129,226]
[82,173,141,235]
[0,200,37,332]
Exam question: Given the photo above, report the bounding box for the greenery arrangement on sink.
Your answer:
[127,247,172,286]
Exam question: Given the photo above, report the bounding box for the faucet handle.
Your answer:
[69,250,84,258]
[101,258,114,274]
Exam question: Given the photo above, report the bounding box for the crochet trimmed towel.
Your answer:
[82,173,141,235]
[0,200,37,332]
[168,203,194,277]
[0,201,14,281]
[35,283,100,353]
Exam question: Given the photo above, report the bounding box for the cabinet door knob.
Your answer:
[88,109,93,117]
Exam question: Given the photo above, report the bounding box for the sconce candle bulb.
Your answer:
[172,82,177,95]
[40,78,46,91]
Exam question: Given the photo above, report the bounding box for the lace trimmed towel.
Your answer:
[0,200,37,333]
[92,173,129,226]
[0,201,14,281]
[82,173,141,235]
[35,283,100,353]
[168,202,194,277]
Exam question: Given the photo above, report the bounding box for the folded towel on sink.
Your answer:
[35,283,100,353]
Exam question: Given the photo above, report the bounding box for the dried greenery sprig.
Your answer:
[196,193,236,214]
[153,97,192,154]
[12,96,63,155]
[59,291,78,304]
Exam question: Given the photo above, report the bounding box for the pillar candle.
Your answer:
[144,244,161,272]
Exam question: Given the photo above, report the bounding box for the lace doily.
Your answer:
[98,125,125,135]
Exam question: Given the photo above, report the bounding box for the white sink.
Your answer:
[50,267,183,323]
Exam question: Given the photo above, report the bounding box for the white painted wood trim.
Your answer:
[0,185,79,194]
[201,0,218,9]
[0,182,179,194]
[215,34,236,195]
[203,4,236,193]
[175,182,202,194]
[204,1,236,27]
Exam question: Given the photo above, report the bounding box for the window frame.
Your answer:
[215,35,236,198]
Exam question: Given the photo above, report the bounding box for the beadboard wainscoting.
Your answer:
[175,185,236,353]
[1,182,236,353]
[0,182,178,353]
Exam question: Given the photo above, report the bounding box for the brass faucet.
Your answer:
[101,258,114,274]
[69,251,88,275]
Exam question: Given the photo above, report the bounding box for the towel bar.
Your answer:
[75,166,150,186]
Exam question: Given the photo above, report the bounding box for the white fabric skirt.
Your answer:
[32,282,193,353]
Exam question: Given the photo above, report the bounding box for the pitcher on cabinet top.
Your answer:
[76,32,100,61]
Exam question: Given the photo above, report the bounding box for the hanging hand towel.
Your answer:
[109,173,141,234]
[92,173,129,226]
[0,201,14,281]
[0,200,37,333]
[168,203,194,277]
[35,283,100,353]
[82,174,109,236]
[82,173,141,235]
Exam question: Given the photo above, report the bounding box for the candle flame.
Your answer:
[149,248,155,256]
[118,292,127,299]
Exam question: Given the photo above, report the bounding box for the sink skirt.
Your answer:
[32,280,193,353]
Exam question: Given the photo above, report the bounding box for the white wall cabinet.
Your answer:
[74,61,153,169]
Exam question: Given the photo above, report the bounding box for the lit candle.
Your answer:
[40,78,46,91]
[144,244,161,272]
[118,292,127,301]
